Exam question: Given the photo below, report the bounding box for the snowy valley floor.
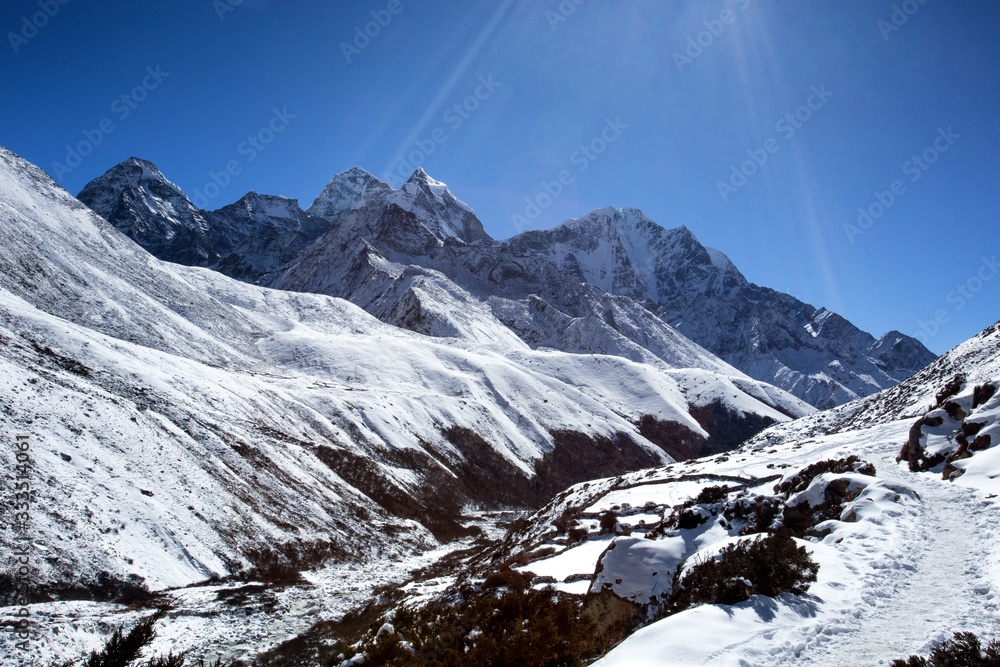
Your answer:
[0,520,508,666]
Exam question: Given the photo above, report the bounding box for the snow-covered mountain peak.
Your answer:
[217,191,309,233]
[400,167,472,211]
[71,151,935,412]
[556,208,726,274]
[234,190,300,212]
[77,156,187,221]
[389,168,488,244]
[704,245,738,274]
[306,166,390,222]
[572,205,655,233]
[506,205,746,304]
[404,166,441,186]
[75,156,241,267]
[118,156,179,187]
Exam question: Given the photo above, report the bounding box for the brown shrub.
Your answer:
[774,456,875,496]
[337,588,600,666]
[935,374,967,407]
[891,631,1000,666]
[973,383,997,409]
[668,531,818,613]
[483,567,532,590]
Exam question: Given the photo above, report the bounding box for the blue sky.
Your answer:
[1,0,998,355]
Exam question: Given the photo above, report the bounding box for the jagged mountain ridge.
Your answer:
[212,191,332,284]
[273,191,741,375]
[77,158,813,429]
[505,207,937,409]
[272,174,817,453]
[306,166,487,244]
[75,157,241,267]
[77,158,333,284]
[74,158,930,411]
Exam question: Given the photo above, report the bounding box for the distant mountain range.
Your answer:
[77,158,935,410]
[505,207,936,408]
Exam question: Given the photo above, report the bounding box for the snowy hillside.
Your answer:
[315,321,999,667]
[506,206,937,409]
[75,157,814,447]
[6,144,976,665]
[742,318,1000,449]
[273,170,814,435]
[590,365,1000,666]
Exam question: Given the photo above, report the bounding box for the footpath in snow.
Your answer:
[595,419,1000,667]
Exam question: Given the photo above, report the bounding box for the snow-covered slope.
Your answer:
[273,172,812,422]
[742,318,1000,449]
[77,161,932,413]
[0,146,812,604]
[506,206,937,409]
[585,354,1000,666]
[338,320,998,667]
[276,200,720,371]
